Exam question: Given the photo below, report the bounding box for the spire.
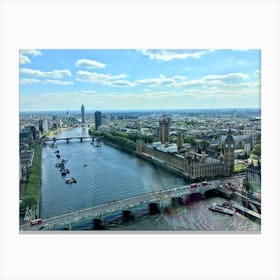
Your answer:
[228,124,232,135]
[225,124,234,144]
[219,149,224,161]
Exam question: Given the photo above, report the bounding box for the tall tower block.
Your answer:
[81,104,85,124]
[95,111,102,130]
[224,128,235,176]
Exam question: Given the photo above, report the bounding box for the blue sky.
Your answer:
[19,49,260,111]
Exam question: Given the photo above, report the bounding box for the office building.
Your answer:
[81,104,85,124]
[95,111,102,130]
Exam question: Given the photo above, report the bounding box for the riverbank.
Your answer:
[47,127,73,138]
[21,141,42,218]
[103,139,135,154]
[92,131,136,152]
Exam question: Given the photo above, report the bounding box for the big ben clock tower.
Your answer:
[224,127,235,176]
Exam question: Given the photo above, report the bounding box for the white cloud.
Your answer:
[110,80,135,87]
[19,49,42,64]
[76,59,106,69]
[137,49,211,61]
[20,78,73,85]
[20,49,42,56]
[20,85,260,111]
[45,79,74,85]
[77,71,126,81]
[20,78,41,85]
[136,75,187,87]
[76,71,132,87]
[172,73,249,88]
[81,90,96,94]
[20,68,72,79]
[19,54,31,64]
[203,73,249,82]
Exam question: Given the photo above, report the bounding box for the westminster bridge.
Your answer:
[20,183,228,231]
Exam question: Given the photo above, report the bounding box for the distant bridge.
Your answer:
[43,136,94,143]
[72,123,95,128]
[20,183,223,231]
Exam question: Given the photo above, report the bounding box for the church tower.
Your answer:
[223,127,235,176]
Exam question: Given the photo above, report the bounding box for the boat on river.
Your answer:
[209,203,235,215]
[65,177,77,184]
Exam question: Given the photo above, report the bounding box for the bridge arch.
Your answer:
[204,188,218,198]
[92,218,104,230]
[149,202,161,214]
[122,209,134,221]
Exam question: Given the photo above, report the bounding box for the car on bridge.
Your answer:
[29,218,42,226]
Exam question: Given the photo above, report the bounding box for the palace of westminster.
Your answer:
[136,115,236,181]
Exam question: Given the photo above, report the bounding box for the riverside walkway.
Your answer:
[20,183,218,231]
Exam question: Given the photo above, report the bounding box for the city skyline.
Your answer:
[19,49,261,111]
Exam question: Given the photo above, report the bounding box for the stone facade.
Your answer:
[223,129,235,176]
[246,161,261,190]
[159,116,170,144]
[136,128,235,181]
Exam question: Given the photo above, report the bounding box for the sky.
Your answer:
[19,49,261,112]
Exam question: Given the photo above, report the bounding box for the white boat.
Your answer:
[209,203,235,215]
[65,177,77,184]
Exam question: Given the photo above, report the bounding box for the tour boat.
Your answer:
[208,203,235,215]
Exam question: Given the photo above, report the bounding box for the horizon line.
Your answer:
[20,107,261,113]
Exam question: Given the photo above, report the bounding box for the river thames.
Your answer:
[40,128,260,231]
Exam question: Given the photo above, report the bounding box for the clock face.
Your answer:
[231,144,234,148]
[225,144,228,148]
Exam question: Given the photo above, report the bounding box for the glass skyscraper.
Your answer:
[81,104,85,124]
[95,111,101,130]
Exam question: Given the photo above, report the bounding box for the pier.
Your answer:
[232,203,261,222]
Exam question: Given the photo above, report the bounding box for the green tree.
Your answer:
[22,142,42,208]
[184,135,197,147]
[199,140,210,150]
[251,144,261,158]
[243,181,254,197]
[88,126,95,135]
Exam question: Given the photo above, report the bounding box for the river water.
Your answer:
[40,128,260,231]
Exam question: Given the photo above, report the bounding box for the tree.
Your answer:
[243,181,253,198]
[199,140,210,150]
[251,144,261,158]
[184,135,197,147]
[88,126,95,135]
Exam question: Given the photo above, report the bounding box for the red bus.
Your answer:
[190,183,198,188]
[29,218,42,226]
